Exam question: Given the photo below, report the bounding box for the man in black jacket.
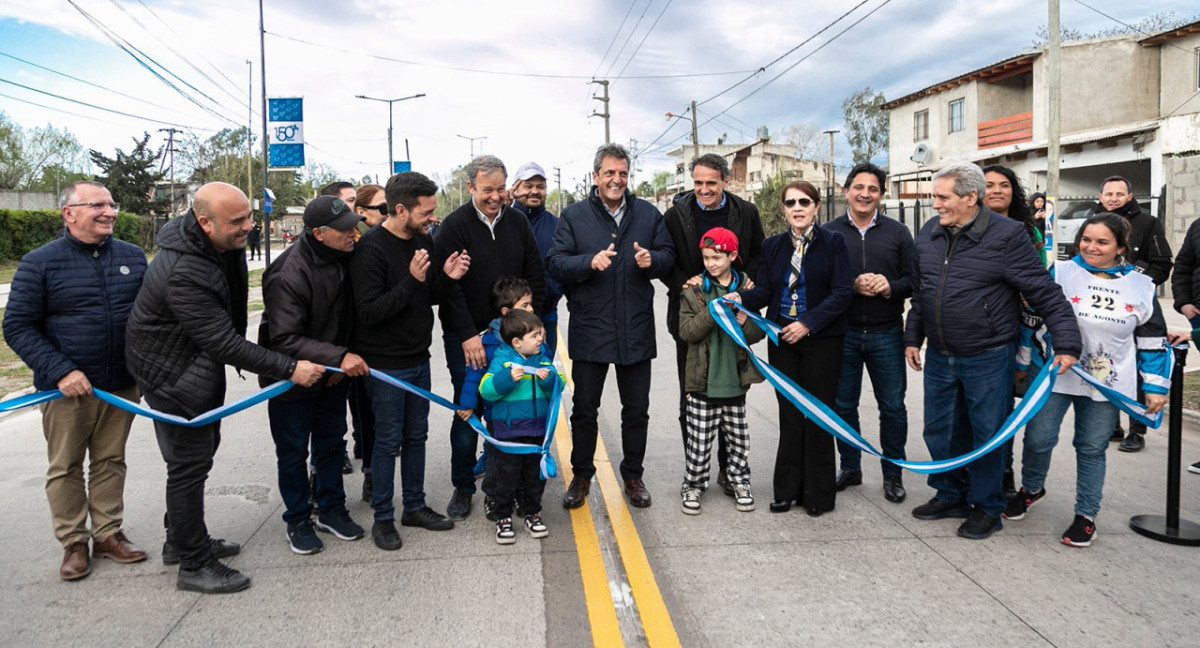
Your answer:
[433,155,545,520]
[547,143,675,509]
[905,163,1080,541]
[1095,176,1172,452]
[3,181,148,581]
[126,182,325,593]
[662,153,764,495]
[260,195,368,555]
[822,163,914,504]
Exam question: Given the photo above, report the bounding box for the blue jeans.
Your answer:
[366,363,431,521]
[268,381,349,524]
[443,332,478,494]
[1020,392,1117,519]
[922,344,1014,517]
[834,325,908,477]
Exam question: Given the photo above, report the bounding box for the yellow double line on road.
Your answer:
[552,348,681,648]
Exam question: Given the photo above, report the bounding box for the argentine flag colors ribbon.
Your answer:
[708,298,1058,475]
[1068,358,1169,430]
[0,365,562,480]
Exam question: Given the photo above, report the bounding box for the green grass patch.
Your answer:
[0,308,34,396]
[1182,370,1200,413]
[0,260,19,285]
[249,268,265,288]
[248,301,264,312]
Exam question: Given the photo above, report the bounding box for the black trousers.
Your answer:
[348,376,376,471]
[768,335,843,511]
[569,359,651,481]
[155,420,220,570]
[493,436,546,519]
[675,338,728,475]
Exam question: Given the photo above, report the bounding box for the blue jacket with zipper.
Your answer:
[479,344,561,440]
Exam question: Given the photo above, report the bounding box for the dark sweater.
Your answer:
[350,226,438,370]
[433,202,546,339]
[822,212,915,331]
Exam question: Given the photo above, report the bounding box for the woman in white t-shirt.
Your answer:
[1006,212,1170,547]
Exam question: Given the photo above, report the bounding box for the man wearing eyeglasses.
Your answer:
[4,182,148,581]
[822,163,914,504]
[662,153,765,496]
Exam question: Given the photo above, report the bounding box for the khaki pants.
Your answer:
[41,387,139,546]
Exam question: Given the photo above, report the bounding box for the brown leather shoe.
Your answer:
[93,530,148,564]
[624,478,652,508]
[562,476,591,509]
[60,541,91,581]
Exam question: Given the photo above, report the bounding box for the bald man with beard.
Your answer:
[126,182,325,593]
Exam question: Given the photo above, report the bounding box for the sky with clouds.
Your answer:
[0,0,1195,195]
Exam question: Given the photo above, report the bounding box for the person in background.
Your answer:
[349,183,387,501]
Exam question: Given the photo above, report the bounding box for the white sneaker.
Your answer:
[524,514,549,539]
[1189,462,1200,475]
[734,483,755,512]
[681,488,701,515]
[495,518,516,545]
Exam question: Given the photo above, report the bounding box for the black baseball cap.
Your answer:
[303,195,362,230]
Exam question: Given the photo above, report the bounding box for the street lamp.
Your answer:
[356,93,426,174]
[666,104,700,163]
[453,133,487,159]
[822,129,839,221]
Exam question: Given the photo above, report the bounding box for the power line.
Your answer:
[697,0,872,109]
[1069,0,1198,55]
[65,0,241,127]
[107,0,249,109]
[0,50,190,116]
[610,0,674,89]
[131,0,246,97]
[0,77,211,130]
[265,30,754,80]
[592,0,641,79]
[602,0,654,79]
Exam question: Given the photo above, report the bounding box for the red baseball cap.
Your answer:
[699,227,739,253]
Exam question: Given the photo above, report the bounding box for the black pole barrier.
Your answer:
[1130,344,1200,545]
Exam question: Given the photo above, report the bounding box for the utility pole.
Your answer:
[553,166,562,213]
[356,93,426,174]
[591,79,610,144]
[158,127,181,217]
[1047,0,1061,269]
[456,134,486,160]
[258,0,272,263]
[690,100,700,163]
[823,129,839,221]
[245,60,253,204]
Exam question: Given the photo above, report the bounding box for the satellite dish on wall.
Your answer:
[911,143,931,164]
[912,142,931,163]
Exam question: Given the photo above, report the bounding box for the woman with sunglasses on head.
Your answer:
[728,181,852,516]
[1005,213,1169,547]
[354,184,388,241]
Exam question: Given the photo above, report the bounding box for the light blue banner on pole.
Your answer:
[268,97,304,169]
[393,161,412,174]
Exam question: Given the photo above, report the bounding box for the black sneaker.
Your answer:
[524,514,549,539]
[1118,432,1145,453]
[496,518,516,545]
[315,507,365,541]
[446,489,472,521]
[371,520,403,551]
[286,519,324,555]
[1110,424,1125,442]
[162,537,241,566]
[957,509,1002,540]
[177,559,251,594]
[361,472,373,504]
[716,470,735,497]
[1003,487,1046,520]
[912,498,970,520]
[1061,514,1097,547]
[400,506,455,531]
[484,495,498,522]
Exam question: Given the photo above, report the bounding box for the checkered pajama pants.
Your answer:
[683,394,750,491]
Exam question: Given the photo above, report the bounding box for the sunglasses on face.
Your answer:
[783,198,814,209]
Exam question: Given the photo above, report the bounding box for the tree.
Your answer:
[433,165,470,219]
[652,170,672,195]
[0,112,85,190]
[546,188,576,212]
[179,127,309,213]
[635,181,654,197]
[752,172,792,237]
[1033,11,1198,44]
[841,86,888,165]
[89,133,167,215]
[776,121,825,163]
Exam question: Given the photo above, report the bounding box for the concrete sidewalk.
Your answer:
[2,287,1200,647]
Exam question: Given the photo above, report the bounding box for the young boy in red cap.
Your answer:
[676,227,765,514]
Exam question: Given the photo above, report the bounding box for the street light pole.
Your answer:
[456,134,487,160]
[665,104,700,163]
[245,59,253,203]
[356,93,426,174]
[822,129,839,221]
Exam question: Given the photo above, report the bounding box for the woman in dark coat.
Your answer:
[730,181,852,516]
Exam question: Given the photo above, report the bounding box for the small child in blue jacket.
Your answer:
[479,309,562,544]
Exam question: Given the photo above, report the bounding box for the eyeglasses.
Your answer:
[782,198,814,209]
[67,201,120,211]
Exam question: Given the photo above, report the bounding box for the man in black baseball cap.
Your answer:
[258,193,368,556]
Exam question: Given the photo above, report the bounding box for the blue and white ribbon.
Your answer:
[1067,350,1172,429]
[709,298,1058,474]
[1,365,563,480]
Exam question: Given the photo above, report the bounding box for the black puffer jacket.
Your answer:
[1173,216,1200,313]
[546,187,675,365]
[257,231,353,400]
[1102,199,1172,285]
[661,190,764,337]
[126,212,295,417]
[3,231,146,391]
[904,207,1081,358]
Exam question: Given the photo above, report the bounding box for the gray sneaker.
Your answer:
[733,483,755,512]
[286,519,323,555]
[177,559,251,594]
